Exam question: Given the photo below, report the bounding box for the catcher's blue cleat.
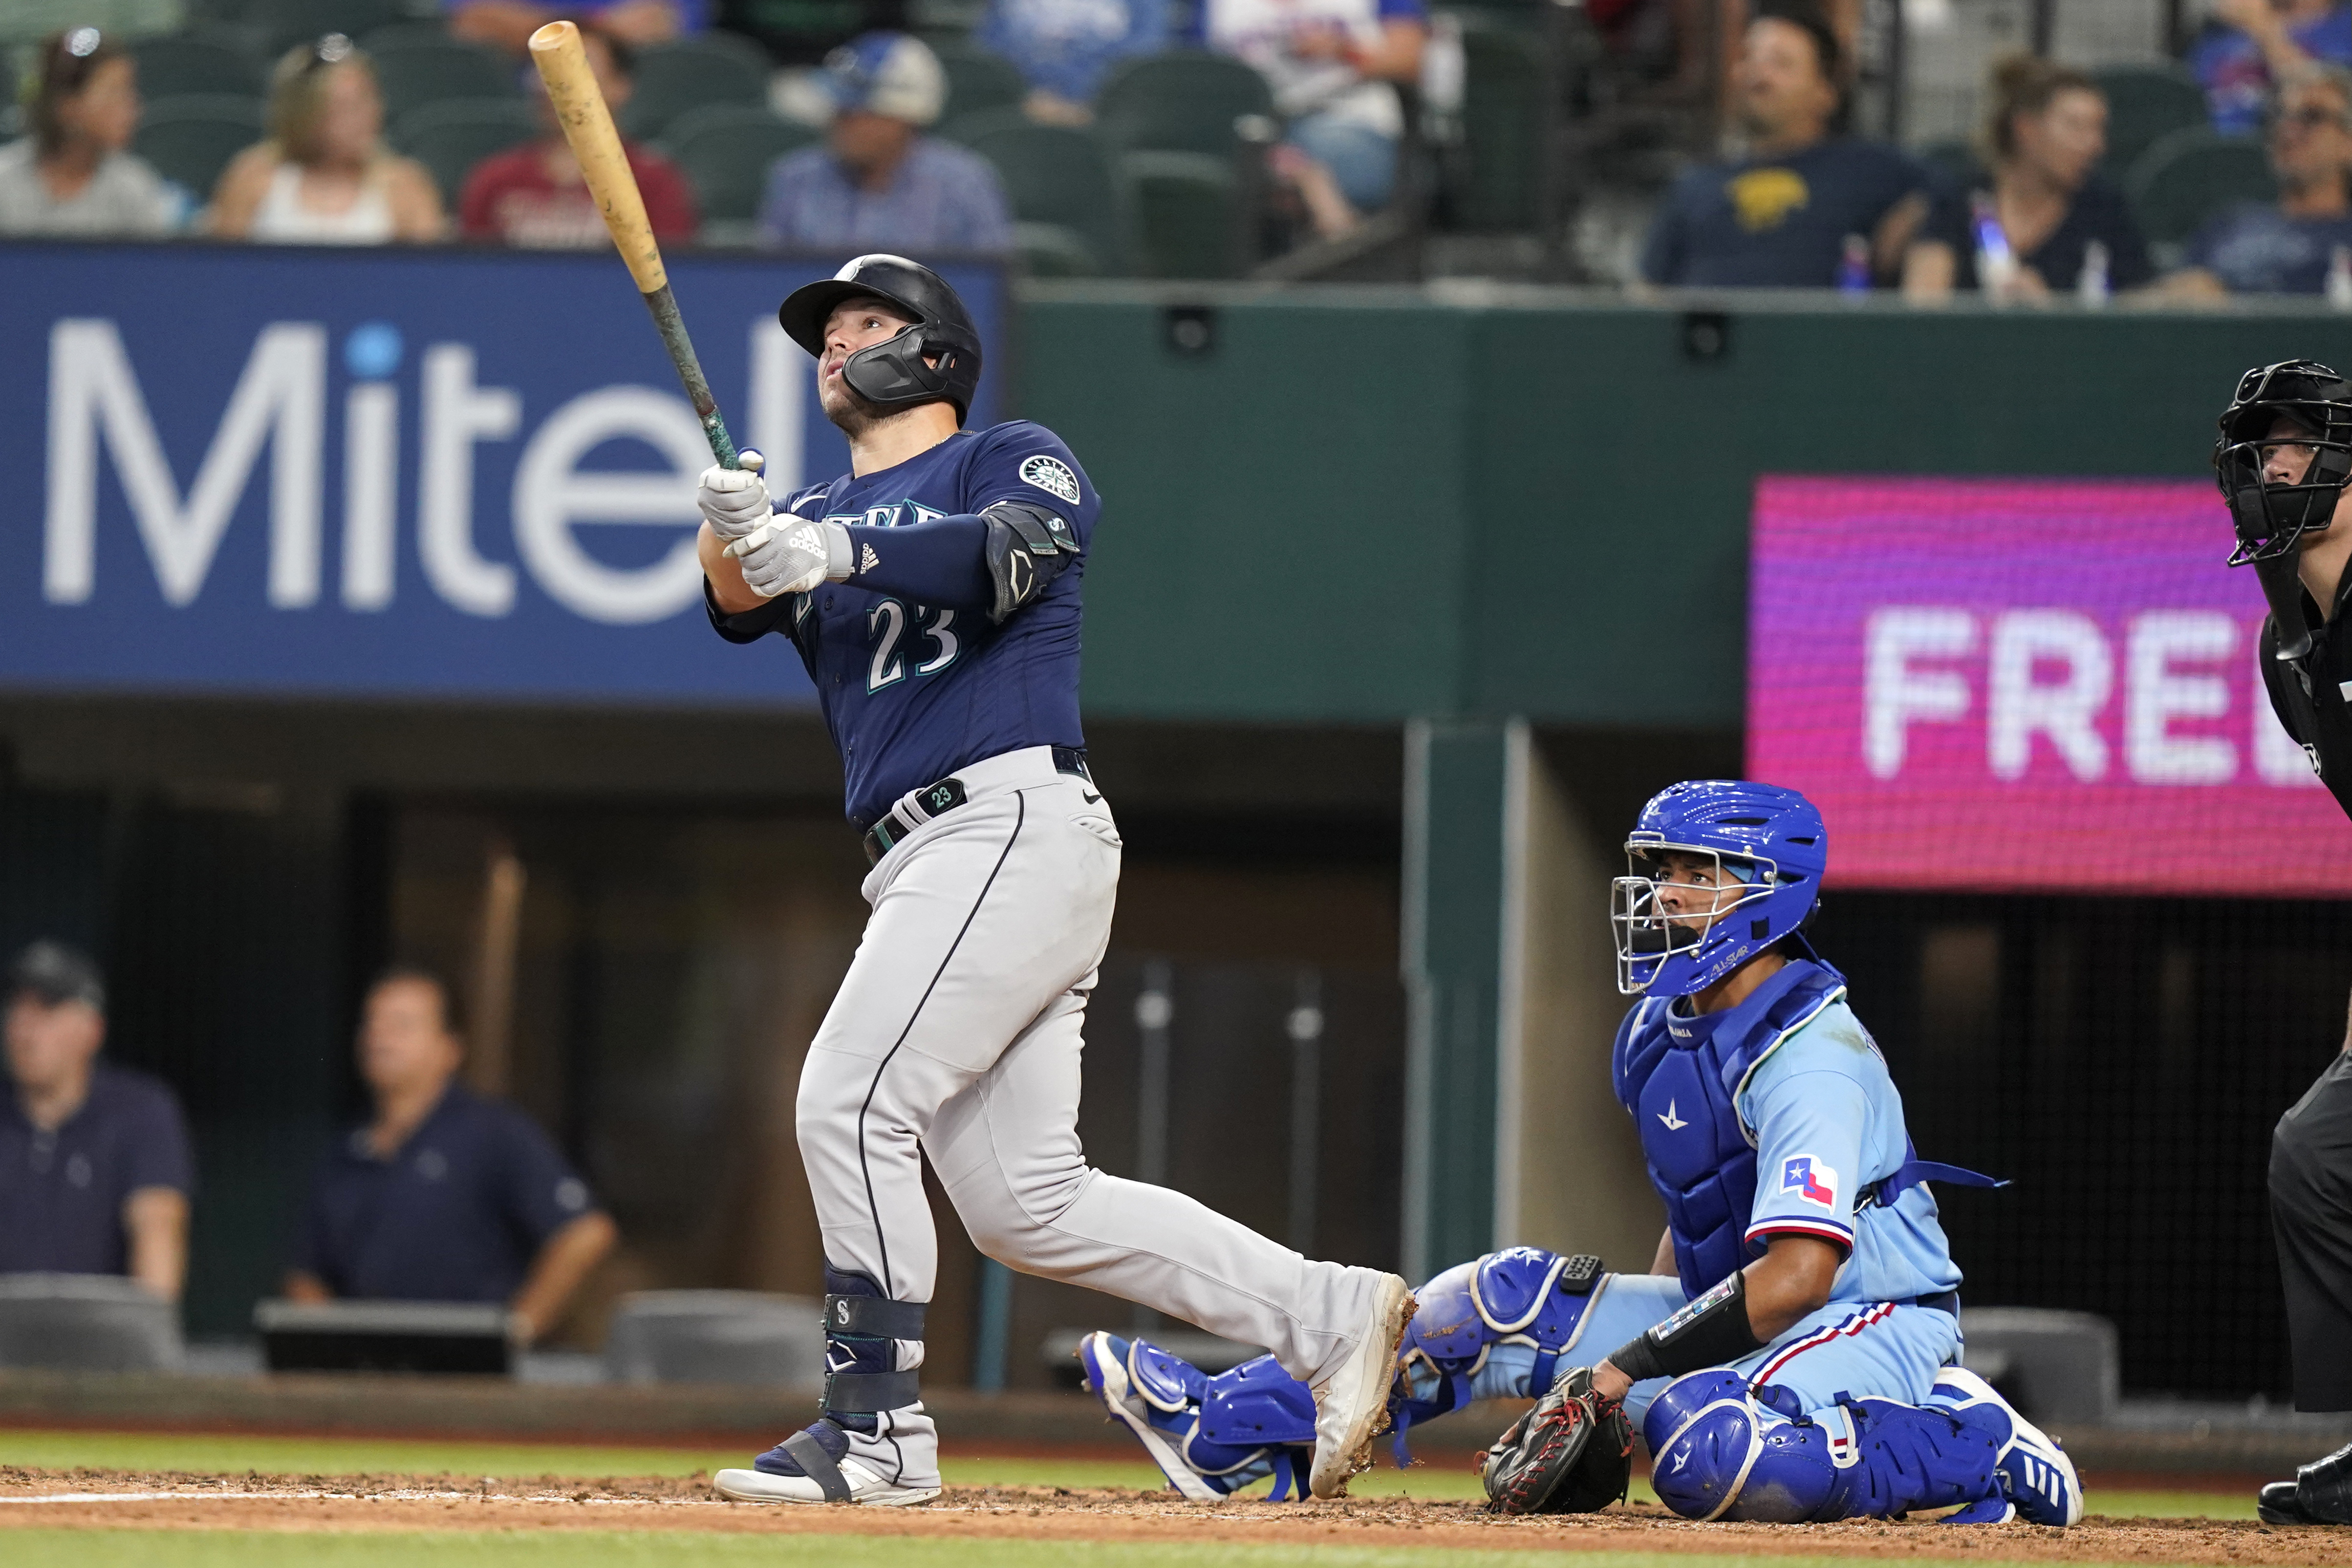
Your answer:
[1077,1331,1316,1501]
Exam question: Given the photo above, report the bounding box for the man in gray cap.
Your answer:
[0,940,192,1299]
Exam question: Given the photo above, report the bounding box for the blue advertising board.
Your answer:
[0,241,1010,707]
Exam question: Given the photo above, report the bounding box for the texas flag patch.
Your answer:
[1781,1154,1838,1209]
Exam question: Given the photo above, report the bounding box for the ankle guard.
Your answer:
[822,1265,924,1418]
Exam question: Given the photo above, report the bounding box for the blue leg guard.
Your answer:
[1078,1333,1316,1501]
[1928,1367,2083,1526]
[753,1266,921,1482]
[1391,1247,1602,1465]
[1644,1370,2006,1523]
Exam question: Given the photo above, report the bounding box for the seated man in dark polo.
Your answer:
[0,940,192,1299]
[285,966,616,1344]
[1638,3,1927,289]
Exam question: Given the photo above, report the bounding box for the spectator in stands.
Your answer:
[0,2,186,53]
[757,32,1013,255]
[2194,0,2352,137]
[722,0,902,67]
[284,966,616,1344]
[460,25,697,246]
[1199,0,1429,237]
[0,942,192,1301]
[211,35,444,243]
[1904,54,2150,301]
[0,28,180,236]
[976,0,1165,124]
[449,0,706,57]
[1638,5,1925,289]
[2167,70,2352,296]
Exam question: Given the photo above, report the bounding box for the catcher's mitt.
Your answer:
[1478,1365,1634,1515]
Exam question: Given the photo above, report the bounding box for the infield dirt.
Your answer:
[0,1468,2342,1564]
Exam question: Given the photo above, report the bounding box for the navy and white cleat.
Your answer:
[1931,1367,2082,1526]
[713,1419,941,1507]
[1077,1331,1314,1501]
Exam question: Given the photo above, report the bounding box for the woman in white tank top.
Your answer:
[211,34,443,244]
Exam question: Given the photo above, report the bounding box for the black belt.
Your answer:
[859,747,1092,866]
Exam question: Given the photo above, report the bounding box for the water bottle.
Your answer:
[1972,193,2016,300]
[1838,233,1872,295]
[2330,245,2352,310]
[2078,239,2110,306]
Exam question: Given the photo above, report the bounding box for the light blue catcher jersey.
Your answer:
[1731,998,1964,1306]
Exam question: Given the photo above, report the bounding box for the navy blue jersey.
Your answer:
[708,420,1100,826]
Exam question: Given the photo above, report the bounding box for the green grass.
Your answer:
[0,1428,2259,1517]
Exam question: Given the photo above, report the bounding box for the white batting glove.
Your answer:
[697,448,771,541]
[726,515,854,599]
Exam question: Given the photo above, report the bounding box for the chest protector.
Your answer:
[1613,958,1849,1300]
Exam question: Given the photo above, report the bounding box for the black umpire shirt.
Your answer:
[2259,556,2352,820]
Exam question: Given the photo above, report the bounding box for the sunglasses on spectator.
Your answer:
[304,32,355,70]
[2279,105,2351,130]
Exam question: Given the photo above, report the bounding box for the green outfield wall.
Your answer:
[1027,286,2352,730]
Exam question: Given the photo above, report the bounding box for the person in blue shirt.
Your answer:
[690,255,1414,1508]
[0,941,191,1300]
[976,0,1165,122]
[757,32,1014,255]
[284,966,616,1346]
[447,0,709,56]
[2171,71,2352,296]
[1076,781,2086,1526]
[2191,0,2352,137]
[1640,6,1926,289]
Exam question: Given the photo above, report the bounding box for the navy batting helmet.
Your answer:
[779,254,983,424]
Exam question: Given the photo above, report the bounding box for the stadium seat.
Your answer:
[2092,64,2208,184]
[128,28,266,100]
[621,34,773,143]
[1095,50,1274,157]
[132,94,267,202]
[950,109,1128,274]
[0,1274,181,1374]
[390,98,538,206]
[241,0,411,56]
[367,36,521,126]
[1125,150,1241,278]
[931,39,1028,123]
[657,103,820,223]
[1913,137,1975,185]
[1454,23,1549,232]
[1012,221,1103,277]
[605,1290,825,1390]
[2125,126,2276,246]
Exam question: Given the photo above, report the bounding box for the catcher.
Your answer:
[1080,780,2083,1525]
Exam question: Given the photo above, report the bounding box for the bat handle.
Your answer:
[641,281,740,470]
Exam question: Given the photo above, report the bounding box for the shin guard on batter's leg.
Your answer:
[1642,1371,2007,1523]
[714,1267,941,1507]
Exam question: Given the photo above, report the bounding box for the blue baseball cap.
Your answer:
[821,32,946,126]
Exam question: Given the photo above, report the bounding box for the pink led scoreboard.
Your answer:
[1745,475,2352,895]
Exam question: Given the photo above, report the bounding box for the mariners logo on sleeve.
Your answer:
[1019,453,1081,505]
[1781,1154,1838,1208]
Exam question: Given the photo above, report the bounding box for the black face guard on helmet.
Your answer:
[778,254,984,425]
[2214,359,2352,658]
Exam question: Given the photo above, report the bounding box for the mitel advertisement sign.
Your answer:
[1748,474,2352,895]
[0,242,1008,706]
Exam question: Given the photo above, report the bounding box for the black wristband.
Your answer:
[1605,1270,1765,1383]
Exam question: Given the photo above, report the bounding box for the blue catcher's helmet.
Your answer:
[1611,780,1827,998]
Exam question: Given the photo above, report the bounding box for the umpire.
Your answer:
[2217,361,2352,1524]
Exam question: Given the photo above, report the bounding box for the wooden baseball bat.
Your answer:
[527,20,742,469]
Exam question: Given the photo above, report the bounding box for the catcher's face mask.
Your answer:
[1611,847,1775,994]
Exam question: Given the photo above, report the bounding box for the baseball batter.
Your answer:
[691,256,1412,1507]
[1079,781,2084,1525]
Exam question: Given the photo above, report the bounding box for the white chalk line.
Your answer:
[0,1490,734,1507]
